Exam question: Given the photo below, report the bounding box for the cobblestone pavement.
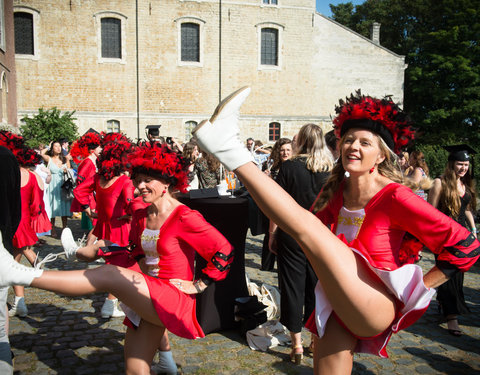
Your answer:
[7,218,480,374]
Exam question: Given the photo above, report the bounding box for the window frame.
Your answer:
[0,0,5,52]
[256,22,283,71]
[174,17,205,67]
[94,11,127,64]
[268,122,281,142]
[261,0,278,6]
[184,120,198,141]
[13,6,40,60]
[106,119,121,133]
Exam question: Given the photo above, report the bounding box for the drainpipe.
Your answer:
[136,0,140,140]
[219,0,222,101]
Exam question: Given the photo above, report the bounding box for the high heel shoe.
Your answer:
[290,344,303,365]
[192,86,253,171]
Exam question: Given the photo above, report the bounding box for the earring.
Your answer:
[161,189,166,196]
[369,166,375,174]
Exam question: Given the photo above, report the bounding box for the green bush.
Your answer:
[20,107,78,148]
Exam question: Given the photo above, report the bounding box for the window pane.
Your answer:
[101,18,121,58]
[269,122,280,141]
[14,12,34,55]
[261,28,278,66]
[107,120,120,133]
[181,23,199,62]
[185,120,198,141]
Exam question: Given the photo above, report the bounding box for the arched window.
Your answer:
[107,119,120,133]
[14,12,34,55]
[269,122,280,141]
[181,23,200,62]
[184,120,198,141]
[101,17,121,58]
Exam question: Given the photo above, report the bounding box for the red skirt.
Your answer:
[13,218,38,248]
[98,248,204,340]
[31,211,52,234]
[305,240,435,358]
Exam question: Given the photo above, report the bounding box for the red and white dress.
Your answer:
[71,158,97,220]
[13,171,39,248]
[74,174,135,246]
[306,182,480,357]
[117,204,233,339]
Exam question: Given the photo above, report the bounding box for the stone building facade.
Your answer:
[13,0,405,144]
[0,0,17,129]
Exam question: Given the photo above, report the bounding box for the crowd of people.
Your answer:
[0,86,478,375]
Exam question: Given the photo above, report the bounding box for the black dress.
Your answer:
[436,190,471,316]
[275,158,329,332]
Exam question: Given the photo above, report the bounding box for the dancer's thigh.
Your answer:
[313,316,356,375]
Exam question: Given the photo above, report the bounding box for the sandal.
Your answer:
[290,344,303,365]
[446,317,462,337]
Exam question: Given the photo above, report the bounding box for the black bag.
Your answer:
[61,169,75,200]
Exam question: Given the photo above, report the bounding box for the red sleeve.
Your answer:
[73,174,96,207]
[178,208,233,282]
[121,178,135,208]
[390,185,480,272]
[129,207,147,259]
[76,159,96,186]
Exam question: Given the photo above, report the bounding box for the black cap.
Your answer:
[443,144,477,162]
[145,125,161,137]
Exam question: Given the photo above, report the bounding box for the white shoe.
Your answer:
[9,296,28,318]
[61,228,79,260]
[151,350,177,374]
[0,232,43,288]
[101,298,125,319]
[193,86,254,171]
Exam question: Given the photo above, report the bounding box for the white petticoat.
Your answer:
[312,247,436,357]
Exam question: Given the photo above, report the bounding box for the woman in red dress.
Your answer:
[73,136,135,318]
[70,131,103,245]
[191,87,480,374]
[0,142,233,374]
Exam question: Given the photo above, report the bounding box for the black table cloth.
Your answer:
[178,194,250,334]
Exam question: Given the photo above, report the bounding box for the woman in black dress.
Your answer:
[269,124,333,363]
[428,144,477,336]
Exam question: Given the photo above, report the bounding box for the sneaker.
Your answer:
[151,350,177,375]
[60,228,79,260]
[0,233,43,288]
[9,297,28,318]
[101,298,125,319]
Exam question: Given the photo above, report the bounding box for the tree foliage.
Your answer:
[20,107,78,148]
[330,0,480,152]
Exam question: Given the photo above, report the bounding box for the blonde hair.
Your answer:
[294,123,334,173]
[314,133,418,212]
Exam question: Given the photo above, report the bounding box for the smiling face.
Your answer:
[340,128,386,175]
[133,173,169,203]
[279,143,292,161]
[453,160,469,178]
[51,142,62,155]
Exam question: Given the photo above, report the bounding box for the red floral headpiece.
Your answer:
[333,90,415,153]
[70,132,102,163]
[0,131,42,167]
[97,138,134,180]
[101,132,129,146]
[128,142,189,193]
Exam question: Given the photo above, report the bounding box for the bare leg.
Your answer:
[75,240,106,262]
[86,230,97,247]
[30,265,164,326]
[61,216,68,229]
[234,162,395,337]
[50,218,57,237]
[313,317,356,375]
[124,321,165,375]
[290,331,303,363]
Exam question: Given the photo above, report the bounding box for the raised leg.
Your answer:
[31,265,164,326]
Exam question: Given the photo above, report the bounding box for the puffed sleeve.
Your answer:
[73,174,96,207]
[76,159,95,185]
[29,175,42,219]
[390,185,480,274]
[128,207,147,260]
[121,178,135,208]
[178,209,233,282]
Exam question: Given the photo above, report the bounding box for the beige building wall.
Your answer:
[14,0,405,145]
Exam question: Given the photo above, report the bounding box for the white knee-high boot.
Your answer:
[193,86,254,171]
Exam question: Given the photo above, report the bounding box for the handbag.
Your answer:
[61,169,76,200]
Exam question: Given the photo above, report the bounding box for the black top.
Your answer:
[276,157,330,210]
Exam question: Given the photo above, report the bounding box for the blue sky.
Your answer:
[316,0,366,17]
